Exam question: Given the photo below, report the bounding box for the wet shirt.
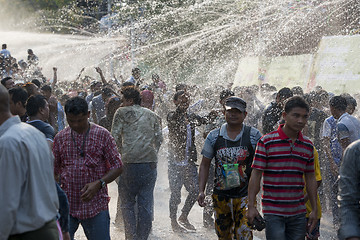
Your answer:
[53,123,122,219]
[306,108,328,151]
[202,123,261,198]
[321,116,342,166]
[0,116,59,236]
[111,105,163,164]
[252,124,314,216]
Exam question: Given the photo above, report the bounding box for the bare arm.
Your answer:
[51,67,57,89]
[95,67,107,85]
[247,168,263,224]
[198,156,212,207]
[304,171,318,232]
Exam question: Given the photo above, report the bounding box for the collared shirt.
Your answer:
[53,123,122,219]
[338,139,360,239]
[0,116,59,237]
[252,124,314,216]
[27,119,55,142]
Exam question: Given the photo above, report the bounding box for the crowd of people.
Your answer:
[1,43,360,240]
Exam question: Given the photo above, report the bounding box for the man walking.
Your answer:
[198,96,262,239]
[53,96,123,240]
[111,86,163,240]
[247,96,318,240]
[0,84,59,239]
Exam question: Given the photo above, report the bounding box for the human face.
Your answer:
[4,79,15,89]
[66,112,90,134]
[225,108,247,126]
[40,101,50,121]
[282,107,309,133]
[174,92,190,111]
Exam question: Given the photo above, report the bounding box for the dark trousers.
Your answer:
[168,161,199,220]
[8,220,58,240]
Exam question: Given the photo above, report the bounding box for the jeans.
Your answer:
[118,162,157,240]
[69,210,110,240]
[264,213,306,240]
[168,160,199,220]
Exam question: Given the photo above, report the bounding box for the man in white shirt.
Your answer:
[0,84,59,239]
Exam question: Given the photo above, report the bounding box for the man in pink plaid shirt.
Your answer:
[53,96,123,240]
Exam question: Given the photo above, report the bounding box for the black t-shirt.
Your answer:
[27,120,55,141]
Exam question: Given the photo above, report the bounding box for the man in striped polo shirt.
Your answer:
[247,96,318,240]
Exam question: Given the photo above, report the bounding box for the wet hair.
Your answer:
[219,89,235,101]
[340,93,357,108]
[32,79,41,88]
[175,83,187,92]
[65,96,88,115]
[41,84,52,93]
[173,90,186,101]
[8,87,28,106]
[284,96,310,113]
[329,96,347,111]
[1,77,12,87]
[122,81,135,88]
[26,94,47,117]
[132,68,140,74]
[102,87,113,97]
[291,86,304,96]
[121,86,141,105]
[277,87,293,100]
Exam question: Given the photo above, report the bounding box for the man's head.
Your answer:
[329,96,347,119]
[32,79,41,88]
[23,82,39,96]
[0,84,10,114]
[2,44,6,50]
[105,96,122,117]
[28,49,33,55]
[175,83,188,92]
[40,85,52,100]
[291,86,304,96]
[276,87,293,106]
[90,81,102,93]
[8,87,28,116]
[132,68,141,80]
[340,93,357,115]
[224,96,247,126]
[173,90,190,111]
[121,86,141,107]
[282,96,309,133]
[1,77,15,89]
[26,94,49,121]
[101,86,113,102]
[65,97,89,134]
[141,90,154,110]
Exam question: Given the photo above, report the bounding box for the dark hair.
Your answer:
[329,96,347,111]
[106,96,122,116]
[65,96,88,115]
[121,86,141,105]
[8,87,28,106]
[132,67,140,74]
[341,93,357,108]
[284,96,310,113]
[26,94,47,117]
[277,87,293,100]
[175,84,187,92]
[32,79,41,88]
[2,44,6,49]
[173,90,186,101]
[219,89,235,101]
[1,77,12,86]
[291,86,304,96]
[41,84,52,93]
[122,81,135,88]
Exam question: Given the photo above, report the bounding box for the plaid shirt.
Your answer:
[53,123,122,219]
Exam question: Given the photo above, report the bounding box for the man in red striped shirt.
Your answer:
[247,96,318,240]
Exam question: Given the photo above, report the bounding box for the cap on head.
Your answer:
[225,96,247,112]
